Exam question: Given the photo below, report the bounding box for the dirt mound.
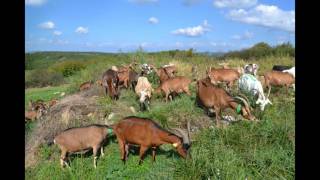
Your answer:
[25,89,107,168]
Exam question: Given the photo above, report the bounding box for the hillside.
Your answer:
[25,51,295,179]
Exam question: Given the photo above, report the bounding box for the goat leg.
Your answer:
[93,146,99,168]
[152,147,157,163]
[125,144,129,160]
[100,147,104,157]
[138,146,148,165]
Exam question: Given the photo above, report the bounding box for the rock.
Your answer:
[129,106,136,114]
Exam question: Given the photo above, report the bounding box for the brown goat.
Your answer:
[196,78,255,127]
[102,69,120,100]
[150,64,177,84]
[207,67,241,91]
[79,81,93,91]
[54,124,113,168]
[25,110,40,123]
[111,116,191,165]
[48,98,58,108]
[264,70,295,96]
[155,76,192,102]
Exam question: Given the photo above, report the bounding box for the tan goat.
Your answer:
[155,76,192,102]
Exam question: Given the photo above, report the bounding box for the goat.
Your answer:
[111,116,191,165]
[155,76,192,102]
[207,67,241,91]
[272,65,292,71]
[102,69,120,100]
[53,124,113,168]
[25,110,42,123]
[244,63,259,76]
[196,78,255,127]
[117,62,138,89]
[264,70,295,96]
[282,66,295,78]
[238,74,272,111]
[135,77,153,111]
[79,81,93,91]
[150,64,176,84]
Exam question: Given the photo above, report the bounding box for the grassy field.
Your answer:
[25,52,295,179]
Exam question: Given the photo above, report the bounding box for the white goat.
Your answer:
[135,77,153,111]
[282,66,295,78]
[238,74,272,111]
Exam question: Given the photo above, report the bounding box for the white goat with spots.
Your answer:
[135,77,153,111]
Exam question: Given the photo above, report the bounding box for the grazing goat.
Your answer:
[102,69,119,100]
[196,78,255,127]
[135,77,153,111]
[79,81,93,91]
[238,74,272,111]
[207,67,241,91]
[150,64,177,84]
[112,116,191,165]
[25,110,42,123]
[244,63,259,76]
[272,65,292,71]
[155,76,192,102]
[282,66,295,78]
[264,71,295,96]
[54,124,113,168]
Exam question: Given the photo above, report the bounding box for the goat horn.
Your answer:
[238,93,253,111]
[170,128,190,145]
[234,96,250,112]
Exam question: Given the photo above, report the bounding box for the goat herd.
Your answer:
[26,61,295,169]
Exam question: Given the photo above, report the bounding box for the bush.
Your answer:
[25,69,65,88]
[50,61,86,77]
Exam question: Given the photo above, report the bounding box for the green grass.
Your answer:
[25,53,295,179]
[25,84,73,109]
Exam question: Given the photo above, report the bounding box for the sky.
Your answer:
[25,0,295,52]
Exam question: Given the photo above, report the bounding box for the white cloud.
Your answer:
[213,0,257,8]
[128,0,158,4]
[38,21,55,29]
[53,30,62,36]
[148,17,159,24]
[228,4,295,32]
[171,20,211,37]
[75,26,89,34]
[231,31,253,40]
[25,0,47,6]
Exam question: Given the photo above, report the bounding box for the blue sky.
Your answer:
[25,0,295,52]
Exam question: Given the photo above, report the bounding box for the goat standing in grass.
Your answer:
[135,76,153,111]
[155,76,192,102]
[54,124,113,168]
[264,70,295,96]
[112,116,191,165]
[197,78,255,127]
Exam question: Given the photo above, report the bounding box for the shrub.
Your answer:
[25,69,65,88]
[50,61,86,77]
